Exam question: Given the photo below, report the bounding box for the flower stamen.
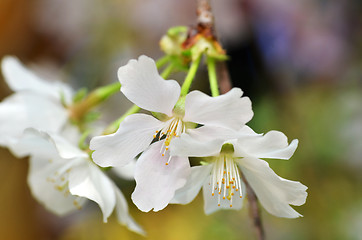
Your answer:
[209,155,243,207]
[155,117,185,164]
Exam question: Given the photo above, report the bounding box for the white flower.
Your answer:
[0,56,74,149]
[14,128,144,235]
[170,126,308,218]
[90,55,253,212]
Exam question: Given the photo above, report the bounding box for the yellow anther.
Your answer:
[73,200,82,210]
[212,193,214,196]
[165,147,169,150]
[153,135,156,138]
[218,204,220,206]
[230,204,233,208]
[162,154,165,156]
[223,196,226,199]
[165,162,169,165]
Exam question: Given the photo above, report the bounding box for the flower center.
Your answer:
[153,117,185,165]
[209,155,243,208]
[46,159,82,209]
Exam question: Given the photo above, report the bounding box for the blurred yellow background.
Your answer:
[1,0,362,239]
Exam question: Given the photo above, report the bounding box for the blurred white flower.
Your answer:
[170,126,307,218]
[14,128,144,235]
[90,55,253,212]
[0,56,75,150]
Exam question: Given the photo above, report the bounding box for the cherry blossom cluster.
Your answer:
[0,27,307,236]
[91,55,307,217]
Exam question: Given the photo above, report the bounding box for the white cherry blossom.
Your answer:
[170,126,308,218]
[90,55,253,212]
[14,128,144,235]
[0,56,74,150]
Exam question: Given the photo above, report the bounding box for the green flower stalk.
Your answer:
[69,82,121,123]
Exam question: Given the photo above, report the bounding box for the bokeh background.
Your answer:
[1,0,362,239]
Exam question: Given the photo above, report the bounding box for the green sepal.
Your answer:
[72,88,88,103]
[151,111,169,121]
[83,111,101,123]
[220,143,235,154]
[190,37,228,61]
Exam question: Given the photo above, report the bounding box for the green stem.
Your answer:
[103,104,141,135]
[156,55,170,69]
[161,63,174,79]
[92,81,121,102]
[69,82,121,122]
[180,54,202,96]
[207,57,219,97]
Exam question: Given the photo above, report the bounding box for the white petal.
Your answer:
[16,129,116,221]
[68,161,116,222]
[170,125,260,158]
[238,125,261,136]
[234,130,298,160]
[183,88,253,129]
[202,178,245,215]
[11,129,86,159]
[131,141,190,212]
[27,155,86,216]
[238,157,308,218]
[111,159,137,180]
[90,113,164,167]
[21,132,87,216]
[1,56,73,101]
[185,125,241,142]
[60,122,82,146]
[171,165,211,204]
[114,185,146,235]
[118,55,180,116]
[0,93,68,149]
[170,130,224,157]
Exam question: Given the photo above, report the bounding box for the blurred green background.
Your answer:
[1,0,362,239]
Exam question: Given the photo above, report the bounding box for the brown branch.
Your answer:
[196,1,265,239]
[196,0,214,28]
[242,175,265,240]
[216,61,233,95]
